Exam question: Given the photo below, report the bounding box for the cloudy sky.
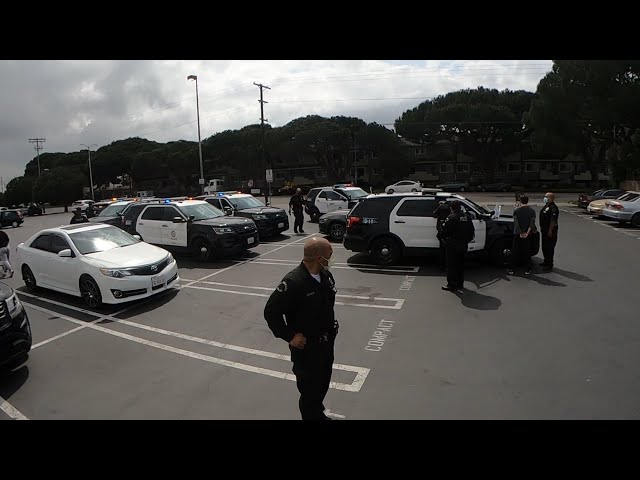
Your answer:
[0,60,552,187]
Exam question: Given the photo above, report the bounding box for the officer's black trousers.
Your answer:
[542,234,558,266]
[293,210,304,232]
[290,339,334,420]
[446,243,467,288]
[438,239,447,270]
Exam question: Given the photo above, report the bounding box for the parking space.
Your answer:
[561,206,640,240]
[1,197,640,419]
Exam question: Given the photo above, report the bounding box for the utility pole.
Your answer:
[80,144,98,200]
[28,138,46,176]
[254,82,271,205]
[351,133,360,185]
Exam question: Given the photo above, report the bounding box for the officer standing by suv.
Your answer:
[438,201,475,292]
[434,200,451,271]
[288,188,305,234]
[264,237,338,420]
[539,192,559,270]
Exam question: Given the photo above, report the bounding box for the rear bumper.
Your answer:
[343,234,368,253]
[603,209,632,221]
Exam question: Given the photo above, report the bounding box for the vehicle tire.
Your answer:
[387,189,394,194]
[631,213,640,228]
[192,237,213,262]
[370,237,401,266]
[618,220,628,226]
[411,188,418,192]
[481,187,486,192]
[328,222,346,242]
[489,238,511,267]
[79,275,103,309]
[12,221,19,228]
[22,265,38,292]
[459,187,465,192]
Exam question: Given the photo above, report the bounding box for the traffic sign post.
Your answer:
[265,169,273,205]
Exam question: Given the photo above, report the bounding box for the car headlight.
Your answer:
[213,227,233,234]
[6,292,23,319]
[99,268,132,278]
[319,217,327,223]
[167,253,175,264]
[252,214,267,220]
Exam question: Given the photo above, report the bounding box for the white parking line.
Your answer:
[231,258,420,274]
[0,397,28,420]
[182,234,311,288]
[183,283,404,310]
[21,301,370,393]
[561,208,640,239]
[17,291,155,350]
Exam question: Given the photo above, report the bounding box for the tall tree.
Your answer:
[33,167,85,211]
[5,176,34,206]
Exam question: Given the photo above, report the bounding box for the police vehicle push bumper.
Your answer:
[210,223,260,256]
[0,286,32,369]
[249,212,289,238]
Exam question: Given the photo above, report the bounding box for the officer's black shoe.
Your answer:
[299,230,305,234]
[507,268,514,275]
[525,268,532,275]
[542,264,553,271]
[441,285,456,292]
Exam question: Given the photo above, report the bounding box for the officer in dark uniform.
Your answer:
[438,200,475,291]
[288,188,305,234]
[264,237,339,420]
[434,200,451,271]
[539,191,559,270]
[70,207,89,224]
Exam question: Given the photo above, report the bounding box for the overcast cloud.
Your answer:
[0,59,552,186]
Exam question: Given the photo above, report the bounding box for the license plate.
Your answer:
[247,236,255,245]
[151,275,164,287]
[278,222,284,228]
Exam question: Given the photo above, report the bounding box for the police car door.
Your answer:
[325,190,348,212]
[390,197,439,248]
[315,191,330,214]
[161,206,188,247]
[137,206,164,244]
[459,202,486,252]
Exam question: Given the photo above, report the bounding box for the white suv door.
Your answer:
[389,198,439,248]
[325,190,348,212]
[137,206,165,244]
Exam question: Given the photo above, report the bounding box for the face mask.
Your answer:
[543,197,549,204]
[321,256,335,270]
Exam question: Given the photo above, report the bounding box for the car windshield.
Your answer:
[70,226,140,255]
[229,196,265,209]
[338,188,368,200]
[462,198,492,215]
[179,202,224,221]
[98,204,127,217]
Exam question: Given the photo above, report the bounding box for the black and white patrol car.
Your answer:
[343,192,517,266]
[119,199,259,261]
[305,185,369,222]
[195,192,289,238]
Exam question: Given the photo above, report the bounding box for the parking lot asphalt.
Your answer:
[1,195,639,419]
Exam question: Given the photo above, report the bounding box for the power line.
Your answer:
[28,138,46,176]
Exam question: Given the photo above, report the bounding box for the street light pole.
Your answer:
[80,144,98,200]
[188,75,205,194]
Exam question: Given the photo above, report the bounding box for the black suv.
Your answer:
[344,192,517,265]
[0,283,32,371]
[196,193,289,238]
[117,199,259,261]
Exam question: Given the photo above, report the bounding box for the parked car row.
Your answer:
[581,189,640,228]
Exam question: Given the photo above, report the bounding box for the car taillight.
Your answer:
[347,216,361,230]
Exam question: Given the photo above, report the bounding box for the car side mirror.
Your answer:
[223,207,233,216]
[188,215,196,222]
[172,216,184,223]
[58,249,73,258]
[133,235,141,240]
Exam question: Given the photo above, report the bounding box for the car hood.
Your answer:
[236,207,285,215]
[83,242,169,268]
[195,217,255,227]
[321,210,349,219]
[0,282,14,301]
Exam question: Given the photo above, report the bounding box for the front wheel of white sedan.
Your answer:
[80,275,103,309]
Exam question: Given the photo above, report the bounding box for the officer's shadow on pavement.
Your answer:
[453,288,501,310]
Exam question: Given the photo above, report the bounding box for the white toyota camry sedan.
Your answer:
[16,223,179,308]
